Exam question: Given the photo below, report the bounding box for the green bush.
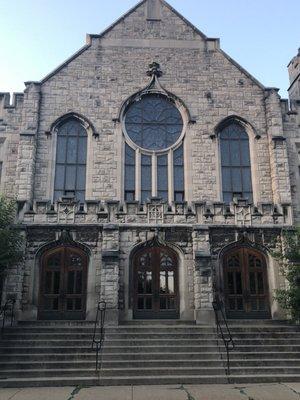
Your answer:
[272,229,300,322]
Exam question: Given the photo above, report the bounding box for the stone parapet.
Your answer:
[18,197,292,227]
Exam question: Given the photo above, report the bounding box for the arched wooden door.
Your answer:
[223,247,270,319]
[133,246,179,319]
[38,246,88,320]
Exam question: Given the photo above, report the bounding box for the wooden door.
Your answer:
[133,246,179,319]
[223,248,270,319]
[38,246,87,320]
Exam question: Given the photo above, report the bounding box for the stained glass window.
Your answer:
[157,154,168,201]
[125,94,183,151]
[220,122,253,203]
[124,94,185,202]
[54,119,87,202]
[125,144,135,201]
[141,154,152,202]
[174,145,184,202]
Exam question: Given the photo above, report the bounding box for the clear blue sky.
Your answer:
[0,0,299,97]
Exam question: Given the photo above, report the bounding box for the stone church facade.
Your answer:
[0,0,299,324]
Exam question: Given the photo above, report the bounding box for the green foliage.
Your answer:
[0,196,24,275]
[272,229,300,321]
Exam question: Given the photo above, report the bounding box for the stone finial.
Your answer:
[147,62,162,78]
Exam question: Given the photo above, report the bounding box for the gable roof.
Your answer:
[40,0,265,90]
[40,0,208,84]
[98,0,208,40]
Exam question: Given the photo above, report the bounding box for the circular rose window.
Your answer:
[124,94,183,151]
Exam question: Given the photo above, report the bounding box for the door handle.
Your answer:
[244,290,251,302]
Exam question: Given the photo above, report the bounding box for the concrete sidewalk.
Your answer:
[0,383,300,400]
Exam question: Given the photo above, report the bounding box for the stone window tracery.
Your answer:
[125,94,183,151]
[123,93,185,203]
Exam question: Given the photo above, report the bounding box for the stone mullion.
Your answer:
[135,149,141,201]
[168,150,174,204]
[152,153,157,197]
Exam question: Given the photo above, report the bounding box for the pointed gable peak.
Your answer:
[99,0,207,41]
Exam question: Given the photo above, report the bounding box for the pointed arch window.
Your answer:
[54,119,87,202]
[220,122,253,203]
[123,93,185,203]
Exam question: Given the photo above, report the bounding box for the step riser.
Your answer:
[0,361,225,369]
[2,359,300,370]
[1,345,300,353]
[3,338,300,346]
[2,375,300,388]
[0,339,220,346]
[0,353,223,361]
[4,333,300,340]
[0,352,299,362]
[0,369,228,378]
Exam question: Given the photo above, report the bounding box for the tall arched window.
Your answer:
[220,121,253,203]
[54,119,87,202]
[123,93,185,203]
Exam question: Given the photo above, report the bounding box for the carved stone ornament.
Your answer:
[57,229,75,245]
[148,204,164,223]
[146,62,163,78]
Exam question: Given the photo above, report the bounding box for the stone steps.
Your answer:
[1,320,300,387]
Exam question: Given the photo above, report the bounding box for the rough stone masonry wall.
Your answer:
[32,0,278,205]
[281,99,300,225]
[0,93,23,197]
[285,51,300,225]
[0,81,43,203]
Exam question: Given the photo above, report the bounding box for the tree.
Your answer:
[0,196,24,283]
[272,229,300,322]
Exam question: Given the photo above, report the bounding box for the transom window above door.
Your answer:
[123,93,185,203]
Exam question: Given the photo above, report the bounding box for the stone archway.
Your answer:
[222,246,271,319]
[132,242,180,319]
[38,245,88,320]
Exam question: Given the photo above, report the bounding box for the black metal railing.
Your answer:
[92,300,106,371]
[0,298,16,337]
[212,295,234,375]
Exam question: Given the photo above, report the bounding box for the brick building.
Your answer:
[0,0,300,325]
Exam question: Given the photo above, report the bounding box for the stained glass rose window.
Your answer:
[125,94,183,151]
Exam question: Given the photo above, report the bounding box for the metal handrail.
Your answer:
[92,300,106,371]
[0,299,16,337]
[212,295,234,375]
